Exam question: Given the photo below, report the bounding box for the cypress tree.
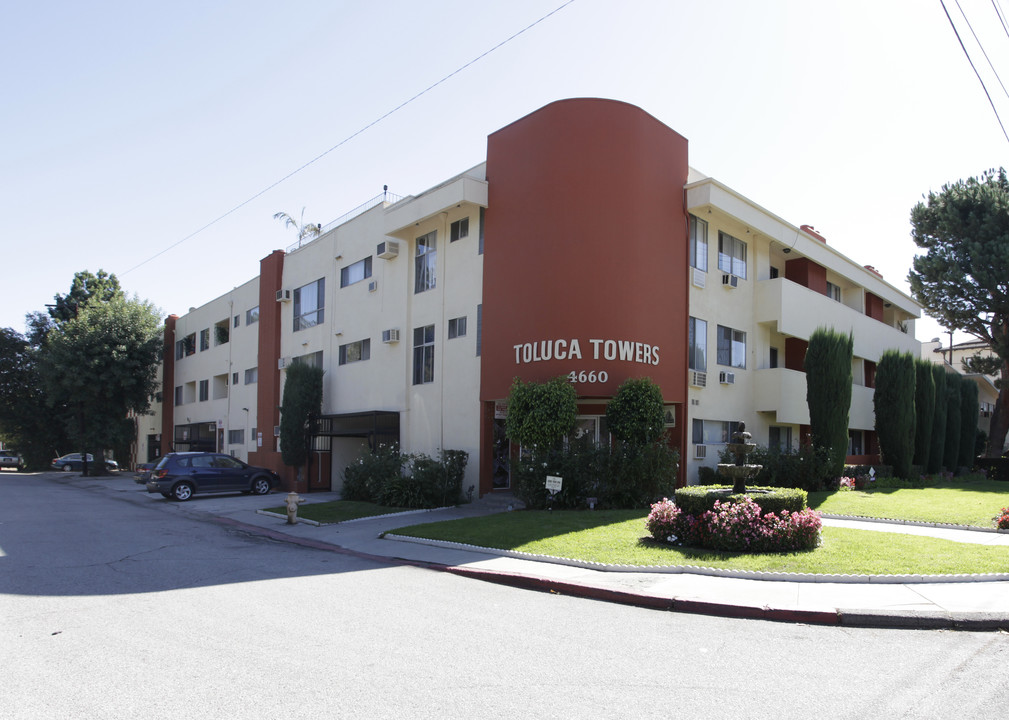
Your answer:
[958,379,979,469]
[912,358,935,471]
[943,373,962,472]
[805,327,853,479]
[874,350,916,480]
[926,365,947,474]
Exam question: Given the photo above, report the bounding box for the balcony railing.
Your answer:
[286,190,404,253]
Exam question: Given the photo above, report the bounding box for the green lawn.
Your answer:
[808,476,1009,527]
[264,500,413,524]
[390,479,1009,576]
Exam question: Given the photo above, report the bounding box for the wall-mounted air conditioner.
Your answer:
[276,289,291,302]
[694,444,707,460]
[719,371,735,385]
[382,328,400,344]
[377,240,399,259]
[721,274,738,289]
[689,371,707,388]
[278,356,292,370]
[692,268,706,289]
[368,280,378,292]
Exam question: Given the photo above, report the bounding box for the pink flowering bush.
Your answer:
[647,496,821,553]
[839,476,856,490]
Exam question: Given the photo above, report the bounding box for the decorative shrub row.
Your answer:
[673,485,807,517]
[647,496,822,553]
[341,444,469,508]
[512,439,679,510]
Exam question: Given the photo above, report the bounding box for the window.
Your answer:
[692,419,741,445]
[826,281,841,302]
[246,306,259,325]
[214,320,229,345]
[295,351,323,369]
[689,215,708,272]
[718,231,747,279]
[412,325,435,385]
[450,217,469,242]
[415,231,436,293]
[769,347,779,369]
[232,372,239,385]
[174,386,183,406]
[228,429,245,445]
[244,367,257,385]
[199,379,209,402]
[769,426,792,451]
[179,333,195,357]
[293,278,325,331]
[688,317,707,372]
[476,304,482,356]
[200,328,210,351]
[175,340,185,360]
[339,339,371,365]
[479,207,485,254]
[770,266,779,279]
[716,325,746,368]
[849,430,864,456]
[340,257,372,288]
[448,316,467,339]
[233,315,240,328]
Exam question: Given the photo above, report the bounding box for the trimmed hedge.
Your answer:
[674,484,807,516]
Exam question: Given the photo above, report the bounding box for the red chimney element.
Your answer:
[863,264,883,278]
[800,224,827,243]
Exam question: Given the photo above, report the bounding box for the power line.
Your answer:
[119,0,576,277]
[956,0,1009,101]
[940,0,1009,144]
[993,0,1009,42]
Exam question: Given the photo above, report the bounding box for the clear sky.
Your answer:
[3,0,1006,346]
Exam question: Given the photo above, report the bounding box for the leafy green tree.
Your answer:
[48,270,122,324]
[39,295,162,474]
[909,169,1009,456]
[805,327,853,478]
[958,379,979,468]
[927,366,948,474]
[913,358,935,471]
[504,376,577,451]
[280,362,324,475]
[606,377,665,446]
[874,350,916,479]
[943,373,962,471]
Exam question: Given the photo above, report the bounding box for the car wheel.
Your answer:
[251,477,272,495]
[62,464,73,472]
[171,482,195,501]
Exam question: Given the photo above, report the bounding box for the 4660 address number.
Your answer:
[567,370,609,384]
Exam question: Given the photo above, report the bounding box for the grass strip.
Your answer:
[263,500,412,524]
[392,510,1009,575]
[808,477,1009,527]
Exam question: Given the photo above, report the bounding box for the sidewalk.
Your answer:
[71,472,1009,630]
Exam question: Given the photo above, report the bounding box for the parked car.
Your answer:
[0,450,22,471]
[134,462,156,484]
[145,452,280,501]
[50,453,119,472]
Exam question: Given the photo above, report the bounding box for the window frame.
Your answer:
[293,278,325,331]
[448,316,467,339]
[716,325,746,369]
[340,257,373,288]
[717,231,747,279]
[450,217,469,242]
[688,317,707,372]
[338,338,371,365]
[412,325,435,385]
[246,306,259,325]
[689,215,708,272]
[415,231,437,293]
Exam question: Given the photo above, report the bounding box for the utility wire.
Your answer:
[956,0,1009,101]
[940,0,1009,144]
[119,0,576,277]
[994,0,1009,41]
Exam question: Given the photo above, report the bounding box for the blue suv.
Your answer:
[146,452,280,501]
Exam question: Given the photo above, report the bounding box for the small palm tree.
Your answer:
[273,207,322,244]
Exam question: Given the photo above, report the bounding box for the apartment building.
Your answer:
[921,338,1001,447]
[136,98,922,493]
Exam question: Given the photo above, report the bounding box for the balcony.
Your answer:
[754,367,875,429]
[755,278,919,361]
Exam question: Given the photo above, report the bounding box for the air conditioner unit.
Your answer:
[382,328,400,344]
[377,240,399,259]
[278,356,292,370]
[689,371,707,388]
[368,280,378,292]
[276,289,291,302]
[692,268,706,289]
[273,426,281,438]
[722,274,738,288]
[719,371,735,385]
[694,444,707,460]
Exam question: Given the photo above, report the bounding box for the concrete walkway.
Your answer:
[63,472,1009,630]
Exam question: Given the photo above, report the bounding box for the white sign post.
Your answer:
[545,475,562,510]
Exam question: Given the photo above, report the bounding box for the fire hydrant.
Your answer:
[285,492,305,525]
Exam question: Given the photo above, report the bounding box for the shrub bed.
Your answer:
[647,495,821,553]
[342,445,468,508]
[673,485,807,516]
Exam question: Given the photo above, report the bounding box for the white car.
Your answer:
[0,450,22,471]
